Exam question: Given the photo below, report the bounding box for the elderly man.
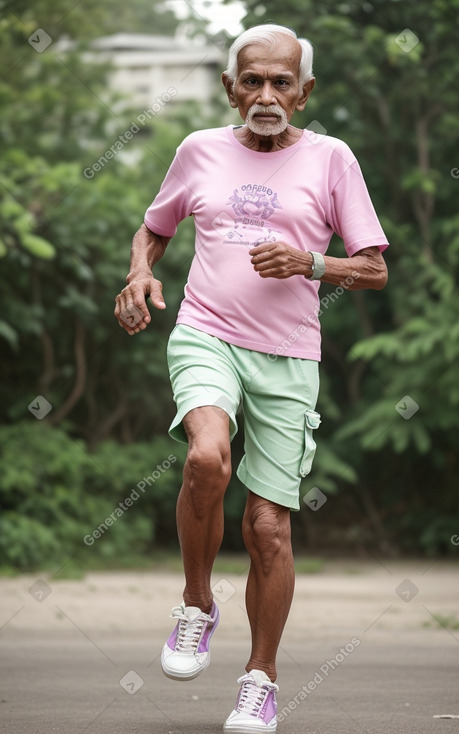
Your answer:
[115,23,388,733]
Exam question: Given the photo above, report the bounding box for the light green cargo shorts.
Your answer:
[167,324,321,511]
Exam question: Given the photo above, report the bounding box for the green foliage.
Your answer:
[422,613,459,631]
[0,423,185,571]
[1,0,180,40]
[0,1,201,570]
[0,13,199,446]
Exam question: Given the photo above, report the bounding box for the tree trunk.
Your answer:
[48,318,86,425]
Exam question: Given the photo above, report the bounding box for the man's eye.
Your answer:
[244,78,258,85]
[276,80,288,87]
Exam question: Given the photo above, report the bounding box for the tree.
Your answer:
[0,0,209,570]
[0,5,203,446]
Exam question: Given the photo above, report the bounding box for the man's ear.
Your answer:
[296,78,316,112]
[222,73,238,109]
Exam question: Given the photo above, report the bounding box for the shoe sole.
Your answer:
[161,653,211,681]
[223,723,277,734]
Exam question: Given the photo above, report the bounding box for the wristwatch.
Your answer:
[306,251,325,280]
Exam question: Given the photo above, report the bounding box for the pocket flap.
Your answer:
[305,409,321,430]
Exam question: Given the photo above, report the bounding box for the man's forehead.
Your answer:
[236,37,301,76]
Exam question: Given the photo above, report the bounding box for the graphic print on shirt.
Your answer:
[211,183,283,247]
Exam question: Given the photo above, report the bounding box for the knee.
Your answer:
[186,440,231,491]
[243,503,290,574]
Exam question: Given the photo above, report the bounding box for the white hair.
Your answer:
[224,24,314,87]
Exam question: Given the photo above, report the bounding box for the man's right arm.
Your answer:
[114,223,171,335]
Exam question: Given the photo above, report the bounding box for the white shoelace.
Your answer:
[171,606,212,654]
[236,677,278,717]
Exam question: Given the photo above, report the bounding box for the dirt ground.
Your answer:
[1,558,457,638]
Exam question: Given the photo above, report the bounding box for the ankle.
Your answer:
[246,662,276,682]
[183,592,213,615]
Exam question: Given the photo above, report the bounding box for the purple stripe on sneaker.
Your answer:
[197,602,219,653]
[167,626,178,651]
[261,690,277,723]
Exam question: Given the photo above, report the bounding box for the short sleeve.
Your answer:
[328,151,389,256]
[144,151,192,237]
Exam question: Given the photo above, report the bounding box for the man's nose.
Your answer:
[257,81,276,105]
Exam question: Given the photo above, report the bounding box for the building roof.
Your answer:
[56,33,223,62]
[92,33,191,51]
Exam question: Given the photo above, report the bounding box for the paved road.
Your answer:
[1,630,458,733]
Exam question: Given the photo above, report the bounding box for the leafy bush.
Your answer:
[0,423,185,571]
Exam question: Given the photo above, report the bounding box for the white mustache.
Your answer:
[247,104,286,118]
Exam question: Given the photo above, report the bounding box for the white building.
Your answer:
[78,33,226,112]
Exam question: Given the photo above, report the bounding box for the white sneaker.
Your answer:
[223,669,279,733]
[161,601,219,681]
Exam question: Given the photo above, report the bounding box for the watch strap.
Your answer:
[308,251,325,280]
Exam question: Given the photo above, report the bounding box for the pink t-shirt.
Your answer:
[144,125,388,360]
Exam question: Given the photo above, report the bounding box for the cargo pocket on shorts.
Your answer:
[299,409,321,477]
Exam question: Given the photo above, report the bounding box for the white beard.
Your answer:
[245,104,289,136]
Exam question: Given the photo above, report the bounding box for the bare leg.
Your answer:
[242,491,295,681]
[177,406,232,614]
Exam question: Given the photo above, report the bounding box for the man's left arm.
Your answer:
[249,242,388,290]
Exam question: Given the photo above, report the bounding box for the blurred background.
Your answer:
[1,0,458,576]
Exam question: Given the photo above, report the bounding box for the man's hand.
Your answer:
[249,241,311,279]
[249,241,388,290]
[114,274,166,335]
